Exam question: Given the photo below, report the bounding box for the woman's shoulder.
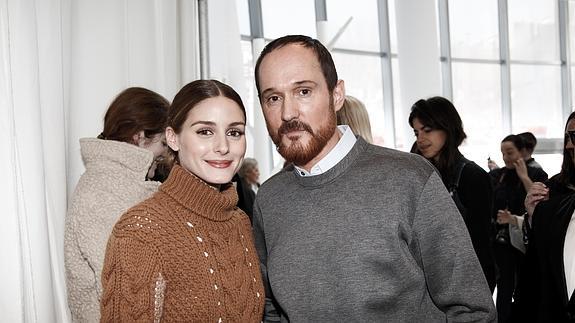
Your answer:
[111,193,170,238]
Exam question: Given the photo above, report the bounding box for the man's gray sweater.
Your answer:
[252,138,496,322]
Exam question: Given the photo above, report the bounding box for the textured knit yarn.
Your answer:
[101,164,264,322]
[65,138,160,323]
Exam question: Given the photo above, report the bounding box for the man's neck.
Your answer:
[298,129,342,172]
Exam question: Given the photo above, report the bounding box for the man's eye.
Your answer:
[299,89,311,96]
[267,95,280,103]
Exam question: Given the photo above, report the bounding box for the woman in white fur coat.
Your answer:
[64,87,169,322]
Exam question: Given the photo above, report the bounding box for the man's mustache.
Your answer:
[278,120,314,136]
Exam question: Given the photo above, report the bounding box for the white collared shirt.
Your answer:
[294,125,357,177]
[565,209,575,299]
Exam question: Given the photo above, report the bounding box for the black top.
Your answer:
[447,159,497,289]
[490,166,549,217]
[514,177,575,322]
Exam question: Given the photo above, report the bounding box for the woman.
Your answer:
[65,87,169,322]
[489,134,547,322]
[409,96,496,292]
[100,80,264,322]
[336,95,373,143]
[514,112,575,322]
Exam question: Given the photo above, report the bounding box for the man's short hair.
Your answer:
[518,132,537,153]
[254,35,338,100]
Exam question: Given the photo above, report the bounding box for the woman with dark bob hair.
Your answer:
[514,111,575,322]
[408,96,496,293]
[100,80,264,322]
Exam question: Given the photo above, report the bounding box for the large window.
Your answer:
[442,0,570,175]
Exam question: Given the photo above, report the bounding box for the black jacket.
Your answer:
[513,179,575,322]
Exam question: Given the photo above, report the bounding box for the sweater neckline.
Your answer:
[293,137,369,188]
[160,164,238,221]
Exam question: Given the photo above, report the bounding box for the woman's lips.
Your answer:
[207,160,232,168]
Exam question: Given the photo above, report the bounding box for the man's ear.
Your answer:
[165,127,180,151]
[332,79,346,112]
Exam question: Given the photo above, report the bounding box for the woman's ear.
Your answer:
[132,131,145,146]
[165,127,179,151]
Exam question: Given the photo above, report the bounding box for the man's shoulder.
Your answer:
[360,144,436,174]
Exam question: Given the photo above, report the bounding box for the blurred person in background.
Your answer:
[489,134,548,322]
[336,95,373,143]
[65,87,170,322]
[409,96,496,292]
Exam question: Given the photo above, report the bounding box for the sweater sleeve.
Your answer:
[100,233,164,323]
[413,170,496,322]
[252,199,281,322]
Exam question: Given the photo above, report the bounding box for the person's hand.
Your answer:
[514,158,528,179]
[488,159,499,171]
[525,182,549,217]
[497,209,517,226]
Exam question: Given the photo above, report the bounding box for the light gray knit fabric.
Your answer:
[65,138,160,322]
[253,138,496,322]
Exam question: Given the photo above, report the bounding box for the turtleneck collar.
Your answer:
[160,164,239,222]
[80,138,154,178]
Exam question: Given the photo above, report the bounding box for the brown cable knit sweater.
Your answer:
[100,164,264,322]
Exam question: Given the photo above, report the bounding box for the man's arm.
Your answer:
[413,171,497,322]
[252,199,282,322]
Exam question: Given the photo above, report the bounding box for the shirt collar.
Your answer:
[294,125,357,177]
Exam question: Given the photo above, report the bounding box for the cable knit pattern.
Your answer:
[65,138,160,323]
[100,164,265,322]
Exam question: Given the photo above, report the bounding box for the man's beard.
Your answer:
[268,105,337,166]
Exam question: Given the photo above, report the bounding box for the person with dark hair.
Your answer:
[65,87,169,322]
[518,131,543,169]
[489,134,548,322]
[513,112,575,322]
[100,80,264,322]
[408,96,496,292]
[252,35,495,322]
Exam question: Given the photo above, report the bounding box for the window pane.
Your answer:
[448,0,499,59]
[452,62,502,168]
[331,52,386,146]
[235,0,251,36]
[326,0,380,51]
[392,57,404,149]
[508,0,559,61]
[388,0,398,54]
[261,0,316,39]
[570,1,575,62]
[511,64,562,138]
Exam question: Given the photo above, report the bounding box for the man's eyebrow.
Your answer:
[261,80,318,97]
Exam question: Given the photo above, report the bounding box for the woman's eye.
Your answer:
[299,89,311,96]
[227,129,244,137]
[197,129,213,136]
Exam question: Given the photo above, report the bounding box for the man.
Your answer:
[252,35,496,322]
[518,131,543,169]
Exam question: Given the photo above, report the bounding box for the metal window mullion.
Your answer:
[377,0,396,147]
[498,0,512,134]
[248,0,264,38]
[559,0,573,121]
[437,0,453,100]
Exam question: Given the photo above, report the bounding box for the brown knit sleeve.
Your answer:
[100,233,163,322]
